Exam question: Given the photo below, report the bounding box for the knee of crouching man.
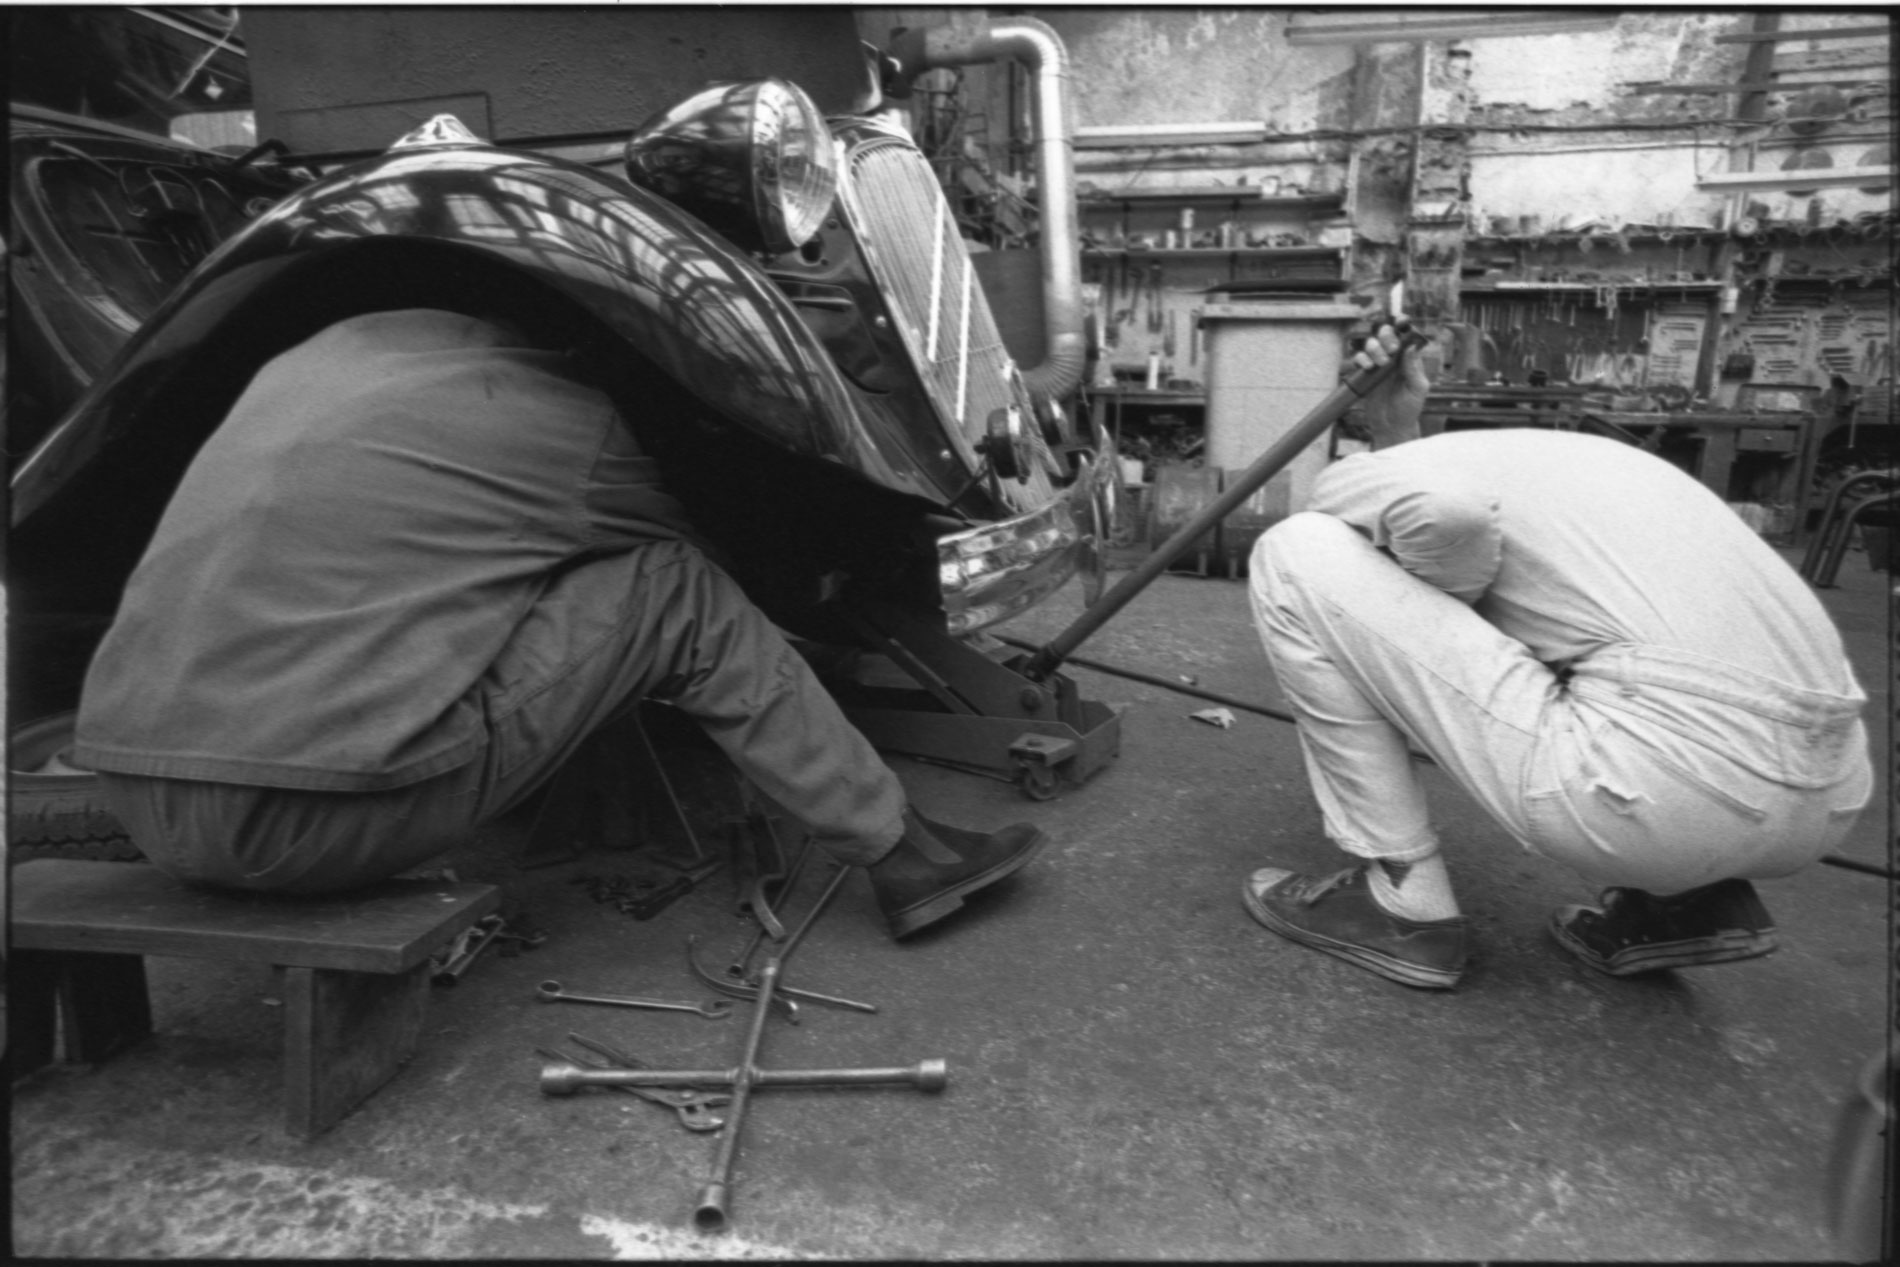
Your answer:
[1254,511,1361,574]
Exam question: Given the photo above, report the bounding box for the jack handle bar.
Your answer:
[1022,322,1430,683]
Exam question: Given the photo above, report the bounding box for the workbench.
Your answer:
[1087,384,1208,441]
[1088,385,1208,554]
[1423,385,1590,435]
[1425,389,1817,542]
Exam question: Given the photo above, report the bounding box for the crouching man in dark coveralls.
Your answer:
[72,309,1044,938]
[1239,327,1872,988]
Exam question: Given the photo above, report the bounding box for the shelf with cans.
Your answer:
[1080,179,1356,407]
[1077,185,1352,254]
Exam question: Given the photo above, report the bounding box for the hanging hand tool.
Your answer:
[536,981,733,1019]
[534,1044,730,1132]
[1019,322,1431,683]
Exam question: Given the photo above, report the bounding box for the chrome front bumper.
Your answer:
[936,444,1117,636]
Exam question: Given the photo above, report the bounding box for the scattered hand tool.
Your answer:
[730,810,801,939]
[687,935,802,1022]
[535,1043,730,1132]
[571,870,694,920]
[540,956,947,1233]
[536,980,733,1019]
[433,914,510,986]
[725,833,816,980]
[542,855,942,1232]
[715,861,878,1013]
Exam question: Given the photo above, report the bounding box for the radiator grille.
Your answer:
[840,137,1055,511]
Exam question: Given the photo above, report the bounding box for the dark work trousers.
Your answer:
[98,540,909,893]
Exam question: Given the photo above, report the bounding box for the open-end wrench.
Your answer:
[716,869,879,1014]
[687,935,800,1023]
[432,914,506,986]
[727,832,819,979]
[536,980,733,1019]
[534,1045,730,1131]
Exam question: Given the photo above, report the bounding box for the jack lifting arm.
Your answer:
[1022,325,1430,682]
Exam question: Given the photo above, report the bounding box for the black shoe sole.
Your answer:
[1550,915,1778,976]
[1241,875,1463,990]
[886,829,1048,940]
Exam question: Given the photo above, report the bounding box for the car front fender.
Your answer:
[11,141,942,527]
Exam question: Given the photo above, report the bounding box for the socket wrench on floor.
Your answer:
[536,980,733,1019]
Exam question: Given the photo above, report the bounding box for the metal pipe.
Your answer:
[539,1059,950,1096]
[1822,854,1897,880]
[1023,332,1426,681]
[887,17,1085,400]
[996,634,1300,726]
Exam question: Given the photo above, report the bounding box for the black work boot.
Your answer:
[1550,878,1777,976]
[866,809,1047,939]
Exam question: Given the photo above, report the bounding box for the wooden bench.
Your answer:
[8,858,500,1139]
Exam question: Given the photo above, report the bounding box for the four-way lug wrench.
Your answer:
[536,857,945,1233]
[536,957,950,1232]
[692,957,940,1233]
[536,980,733,1019]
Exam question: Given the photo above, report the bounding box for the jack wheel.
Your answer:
[1016,763,1060,801]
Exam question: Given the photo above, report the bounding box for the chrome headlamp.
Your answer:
[624,78,839,256]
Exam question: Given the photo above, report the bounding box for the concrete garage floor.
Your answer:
[10,547,1893,1260]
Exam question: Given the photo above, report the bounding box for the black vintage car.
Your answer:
[8,17,1121,853]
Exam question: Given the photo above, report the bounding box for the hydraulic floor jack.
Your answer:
[839,326,1427,800]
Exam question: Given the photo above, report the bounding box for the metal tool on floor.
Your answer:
[711,858,879,1014]
[535,1042,731,1132]
[726,832,818,979]
[537,1043,947,1098]
[540,956,947,1233]
[689,906,877,1014]
[687,937,801,1022]
[730,800,798,939]
[433,913,545,986]
[537,856,944,1233]
[536,981,733,1019]
[432,914,507,986]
